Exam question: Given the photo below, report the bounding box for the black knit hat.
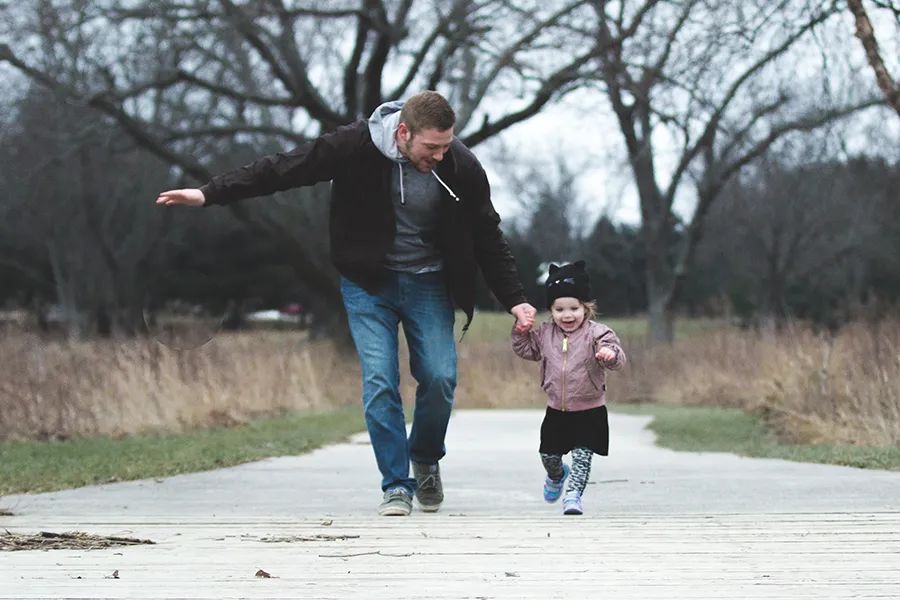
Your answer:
[545,260,591,308]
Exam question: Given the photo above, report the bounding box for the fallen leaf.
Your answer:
[505,571,519,578]
[255,569,271,579]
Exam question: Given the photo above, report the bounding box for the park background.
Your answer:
[0,0,898,496]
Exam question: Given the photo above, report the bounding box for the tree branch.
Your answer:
[217,0,344,126]
[668,98,882,307]
[719,99,884,183]
[717,95,790,163]
[460,51,594,146]
[660,5,837,224]
[362,0,393,112]
[638,0,695,95]
[161,125,307,145]
[847,0,900,116]
[344,9,372,115]
[115,69,296,107]
[463,1,588,122]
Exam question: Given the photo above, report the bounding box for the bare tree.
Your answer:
[0,0,607,331]
[847,0,900,116]
[697,143,897,328]
[583,0,883,342]
[0,88,170,337]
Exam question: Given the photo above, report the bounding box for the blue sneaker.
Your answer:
[543,464,570,503]
[563,491,583,515]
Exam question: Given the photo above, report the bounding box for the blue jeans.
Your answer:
[341,271,457,494]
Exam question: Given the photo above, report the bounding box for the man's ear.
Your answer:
[549,264,560,274]
[397,121,410,142]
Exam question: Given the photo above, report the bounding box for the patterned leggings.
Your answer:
[540,447,593,495]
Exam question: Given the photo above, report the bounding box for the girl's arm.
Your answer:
[594,326,626,370]
[511,324,543,361]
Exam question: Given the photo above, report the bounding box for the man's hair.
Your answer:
[400,91,455,135]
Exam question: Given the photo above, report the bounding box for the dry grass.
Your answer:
[0,329,360,441]
[617,319,900,447]
[2,315,898,447]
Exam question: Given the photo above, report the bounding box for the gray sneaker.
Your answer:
[378,487,412,516]
[412,461,443,512]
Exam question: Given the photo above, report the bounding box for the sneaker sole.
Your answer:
[378,505,412,516]
[544,491,563,503]
[544,466,570,503]
[416,501,442,513]
[563,508,583,515]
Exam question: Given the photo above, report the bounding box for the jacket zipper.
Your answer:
[561,334,568,411]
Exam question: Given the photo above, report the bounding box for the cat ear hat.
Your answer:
[545,260,591,308]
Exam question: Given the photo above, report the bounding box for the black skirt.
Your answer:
[539,405,609,456]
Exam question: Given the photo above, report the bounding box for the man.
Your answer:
[157,91,536,516]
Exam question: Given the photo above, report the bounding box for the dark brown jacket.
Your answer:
[199,119,526,328]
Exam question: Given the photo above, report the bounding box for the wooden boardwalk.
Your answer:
[3,512,899,599]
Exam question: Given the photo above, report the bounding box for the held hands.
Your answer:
[595,347,617,364]
[156,188,206,207]
[511,302,537,333]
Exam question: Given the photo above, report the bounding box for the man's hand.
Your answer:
[156,188,206,207]
[596,347,617,363]
[511,302,537,333]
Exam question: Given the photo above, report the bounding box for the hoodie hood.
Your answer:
[367,99,461,204]
[368,101,406,162]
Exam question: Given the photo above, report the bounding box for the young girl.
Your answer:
[512,260,626,515]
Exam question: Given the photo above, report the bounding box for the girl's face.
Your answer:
[550,297,586,333]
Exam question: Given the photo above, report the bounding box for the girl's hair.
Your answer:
[582,300,597,321]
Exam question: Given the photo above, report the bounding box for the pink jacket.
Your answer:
[512,319,626,412]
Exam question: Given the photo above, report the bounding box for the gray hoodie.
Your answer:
[368,101,445,274]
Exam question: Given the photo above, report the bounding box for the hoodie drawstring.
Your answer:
[431,170,460,202]
[398,163,405,205]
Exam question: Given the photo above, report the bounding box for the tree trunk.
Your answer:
[647,295,674,344]
[645,251,675,343]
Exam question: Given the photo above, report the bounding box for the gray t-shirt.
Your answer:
[383,162,444,273]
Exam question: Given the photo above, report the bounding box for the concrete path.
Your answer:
[2,410,899,598]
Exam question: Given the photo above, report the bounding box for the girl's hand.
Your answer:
[514,319,533,333]
[511,302,536,333]
[596,347,616,363]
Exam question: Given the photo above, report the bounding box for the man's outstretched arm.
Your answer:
[155,121,365,208]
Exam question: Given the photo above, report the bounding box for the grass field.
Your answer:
[1,312,897,495]
[612,403,900,471]
[0,408,365,496]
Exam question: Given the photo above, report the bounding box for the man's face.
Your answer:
[397,122,453,172]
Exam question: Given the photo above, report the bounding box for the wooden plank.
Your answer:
[2,513,899,599]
